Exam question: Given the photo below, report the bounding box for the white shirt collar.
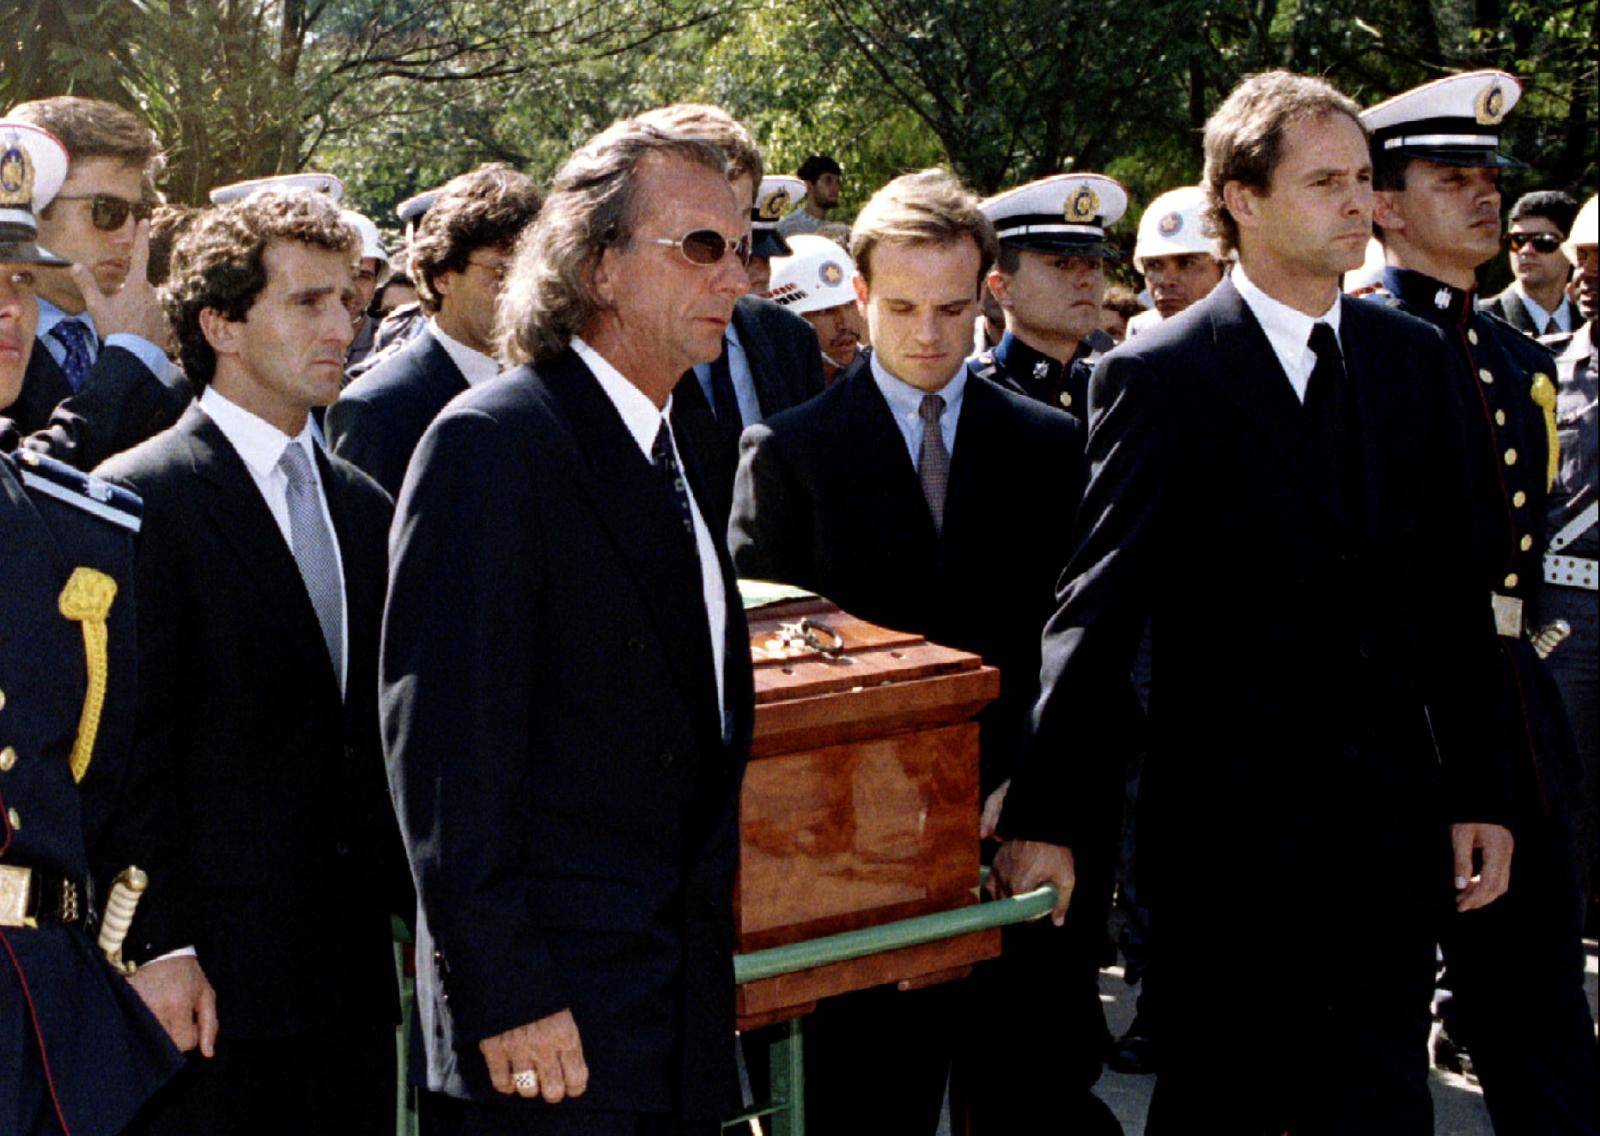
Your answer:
[1512,281,1568,332]
[1232,263,1341,342]
[570,336,671,459]
[427,319,501,387]
[198,385,318,479]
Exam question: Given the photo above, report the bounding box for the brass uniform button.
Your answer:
[1513,490,1527,507]
[1504,573,1519,589]
[1520,535,1533,551]
[1468,329,1479,345]
[1058,392,1072,409]
[6,807,19,830]
[1479,368,1494,384]
[1495,410,1507,426]
[1504,449,1518,466]
[0,746,14,772]
[0,688,6,712]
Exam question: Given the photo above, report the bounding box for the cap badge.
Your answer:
[0,142,34,208]
[1475,83,1506,126]
[758,188,791,221]
[1157,211,1183,236]
[1064,186,1101,224]
[819,260,844,287]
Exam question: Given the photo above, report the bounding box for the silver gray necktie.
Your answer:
[918,393,950,534]
[277,444,343,681]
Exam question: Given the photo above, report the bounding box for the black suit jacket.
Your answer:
[729,351,1097,806]
[670,294,825,534]
[326,327,467,497]
[1481,284,1586,338]
[383,348,754,1120]
[1018,280,1515,932]
[96,406,408,1039]
[10,338,190,460]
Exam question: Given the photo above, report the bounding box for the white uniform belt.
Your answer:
[1543,554,1598,591]
[1548,501,1598,552]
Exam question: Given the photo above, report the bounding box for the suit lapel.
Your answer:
[317,451,380,703]
[840,357,940,549]
[732,298,782,418]
[539,351,723,744]
[1203,281,1343,523]
[181,407,342,699]
[942,376,1002,548]
[12,346,73,431]
[413,331,470,406]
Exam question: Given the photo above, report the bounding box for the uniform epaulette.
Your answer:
[9,448,142,532]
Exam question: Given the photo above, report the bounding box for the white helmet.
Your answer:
[1564,195,1597,264]
[1132,186,1222,274]
[340,209,390,274]
[765,235,857,313]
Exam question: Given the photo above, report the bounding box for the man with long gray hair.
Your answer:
[382,115,755,1136]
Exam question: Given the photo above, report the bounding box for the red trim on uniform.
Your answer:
[0,929,75,1135]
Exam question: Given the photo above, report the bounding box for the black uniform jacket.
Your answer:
[670,293,825,534]
[1374,268,1578,820]
[326,326,467,498]
[0,450,182,1136]
[728,349,1098,807]
[1014,279,1516,933]
[96,406,408,1039]
[11,339,190,459]
[383,348,754,1121]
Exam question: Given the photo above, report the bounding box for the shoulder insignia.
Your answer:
[1529,372,1558,491]
[16,450,142,533]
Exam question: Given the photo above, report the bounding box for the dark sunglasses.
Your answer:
[649,230,752,267]
[53,193,155,232]
[1508,232,1562,254]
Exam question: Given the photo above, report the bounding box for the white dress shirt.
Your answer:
[571,337,728,728]
[1513,282,1575,335]
[870,349,966,467]
[427,319,502,387]
[198,385,349,693]
[1231,264,1343,403]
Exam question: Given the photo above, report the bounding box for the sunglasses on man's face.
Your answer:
[648,229,752,267]
[1508,232,1563,254]
[53,194,155,233]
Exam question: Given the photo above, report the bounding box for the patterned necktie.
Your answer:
[652,419,704,569]
[918,393,950,534]
[50,319,95,391]
[277,444,344,682]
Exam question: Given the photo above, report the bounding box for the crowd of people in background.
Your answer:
[1,60,1596,1136]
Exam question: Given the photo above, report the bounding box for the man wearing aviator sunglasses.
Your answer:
[5,96,188,451]
[1483,190,1586,338]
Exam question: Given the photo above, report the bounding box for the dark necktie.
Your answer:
[652,419,705,574]
[1305,322,1359,531]
[707,341,742,429]
[278,444,345,684]
[50,319,95,391]
[1544,316,1560,337]
[918,393,950,534]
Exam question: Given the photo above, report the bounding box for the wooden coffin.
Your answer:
[735,589,1002,1029]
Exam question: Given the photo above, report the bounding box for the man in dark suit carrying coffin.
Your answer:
[383,115,754,1136]
[97,191,410,1136]
[729,169,1115,1135]
[1010,71,1520,1133]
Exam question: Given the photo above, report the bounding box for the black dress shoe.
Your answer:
[1108,1022,1157,1075]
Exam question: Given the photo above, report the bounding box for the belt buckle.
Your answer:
[1491,592,1524,638]
[0,864,34,928]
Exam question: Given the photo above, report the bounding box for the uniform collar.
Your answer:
[993,331,1065,388]
[1382,266,1475,324]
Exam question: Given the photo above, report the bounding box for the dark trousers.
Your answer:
[420,1091,716,1136]
[1537,583,1599,905]
[126,1019,394,1136]
[1440,804,1600,1134]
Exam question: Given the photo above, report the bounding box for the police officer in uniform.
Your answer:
[1536,194,1598,929]
[1364,71,1600,1133]
[1,116,184,1136]
[966,173,1124,423]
